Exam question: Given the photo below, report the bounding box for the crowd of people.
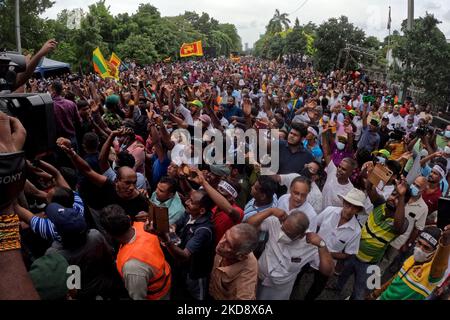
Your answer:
[1,39,450,301]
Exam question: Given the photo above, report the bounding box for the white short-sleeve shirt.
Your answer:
[258,216,317,286]
[279,174,323,216]
[322,161,354,209]
[310,206,361,269]
[390,197,428,249]
[277,194,317,233]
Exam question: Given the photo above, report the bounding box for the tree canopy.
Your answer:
[0,0,242,70]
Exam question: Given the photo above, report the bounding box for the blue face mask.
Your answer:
[445,130,450,139]
[336,141,346,150]
[410,184,420,197]
[376,156,386,164]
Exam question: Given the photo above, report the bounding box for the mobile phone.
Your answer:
[149,202,170,234]
[437,197,450,230]
[368,163,393,190]
[168,232,181,246]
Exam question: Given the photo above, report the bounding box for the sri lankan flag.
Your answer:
[92,47,110,79]
[109,52,122,80]
[180,40,203,58]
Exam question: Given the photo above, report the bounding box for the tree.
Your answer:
[363,36,382,50]
[267,9,291,34]
[392,14,450,106]
[218,23,242,52]
[116,34,159,65]
[313,16,365,72]
[284,26,307,58]
[0,0,55,51]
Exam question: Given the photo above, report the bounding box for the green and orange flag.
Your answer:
[93,47,110,79]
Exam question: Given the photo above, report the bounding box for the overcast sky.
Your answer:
[41,0,450,47]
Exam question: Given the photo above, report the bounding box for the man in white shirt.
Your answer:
[379,176,429,280]
[246,209,334,300]
[271,161,324,216]
[295,188,365,300]
[276,176,318,232]
[388,105,405,130]
[322,158,357,209]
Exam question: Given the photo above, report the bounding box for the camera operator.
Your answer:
[0,111,39,299]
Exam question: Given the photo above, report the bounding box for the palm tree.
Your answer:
[267,9,291,34]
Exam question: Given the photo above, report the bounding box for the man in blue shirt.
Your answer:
[222,96,243,122]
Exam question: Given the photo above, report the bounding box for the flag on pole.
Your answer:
[109,52,122,69]
[93,47,110,79]
[109,52,122,80]
[180,40,203,58]
[387,6,392,30]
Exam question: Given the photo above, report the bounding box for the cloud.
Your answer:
[424,2,442,11]
[443,10,450,22]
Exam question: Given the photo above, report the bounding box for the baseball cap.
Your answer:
[45,203,87,236]
[370,118,380,126]
[106,94,120,105]
[373,149,391,159]
[209,164,231,177]
[419,226,442,250]
[188,100,204,108]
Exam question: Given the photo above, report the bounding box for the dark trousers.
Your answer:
[294,265,329,300]
[336,255,372,300]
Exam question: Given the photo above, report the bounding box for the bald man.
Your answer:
[247,209,334,300]
[61,143,149,218]
[380,176,429,280]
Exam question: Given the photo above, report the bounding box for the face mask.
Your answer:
[336,141,346,150]
[410,184,421,197]
[445,130,450,139]
[376,156,386,164]
[444,146,450,155]
[278,230,292,245]
[413,246,434,263]
[322,115,329,122]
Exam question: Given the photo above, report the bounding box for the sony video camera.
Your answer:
[0,51,56,158]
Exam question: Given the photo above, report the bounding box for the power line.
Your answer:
[289,0,309,16]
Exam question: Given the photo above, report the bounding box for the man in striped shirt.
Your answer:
[372,226,450,300]
[336,162,411,300]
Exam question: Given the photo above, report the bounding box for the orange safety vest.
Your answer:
[116,222,171,300]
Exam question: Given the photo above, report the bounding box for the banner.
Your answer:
[93,47,110,79]
[180,40,203,58]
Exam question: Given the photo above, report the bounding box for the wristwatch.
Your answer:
[318,240,326,248]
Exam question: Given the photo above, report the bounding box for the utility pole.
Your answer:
[15,0,22,54]
[401,0,414,102]
[407,0,414,31]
